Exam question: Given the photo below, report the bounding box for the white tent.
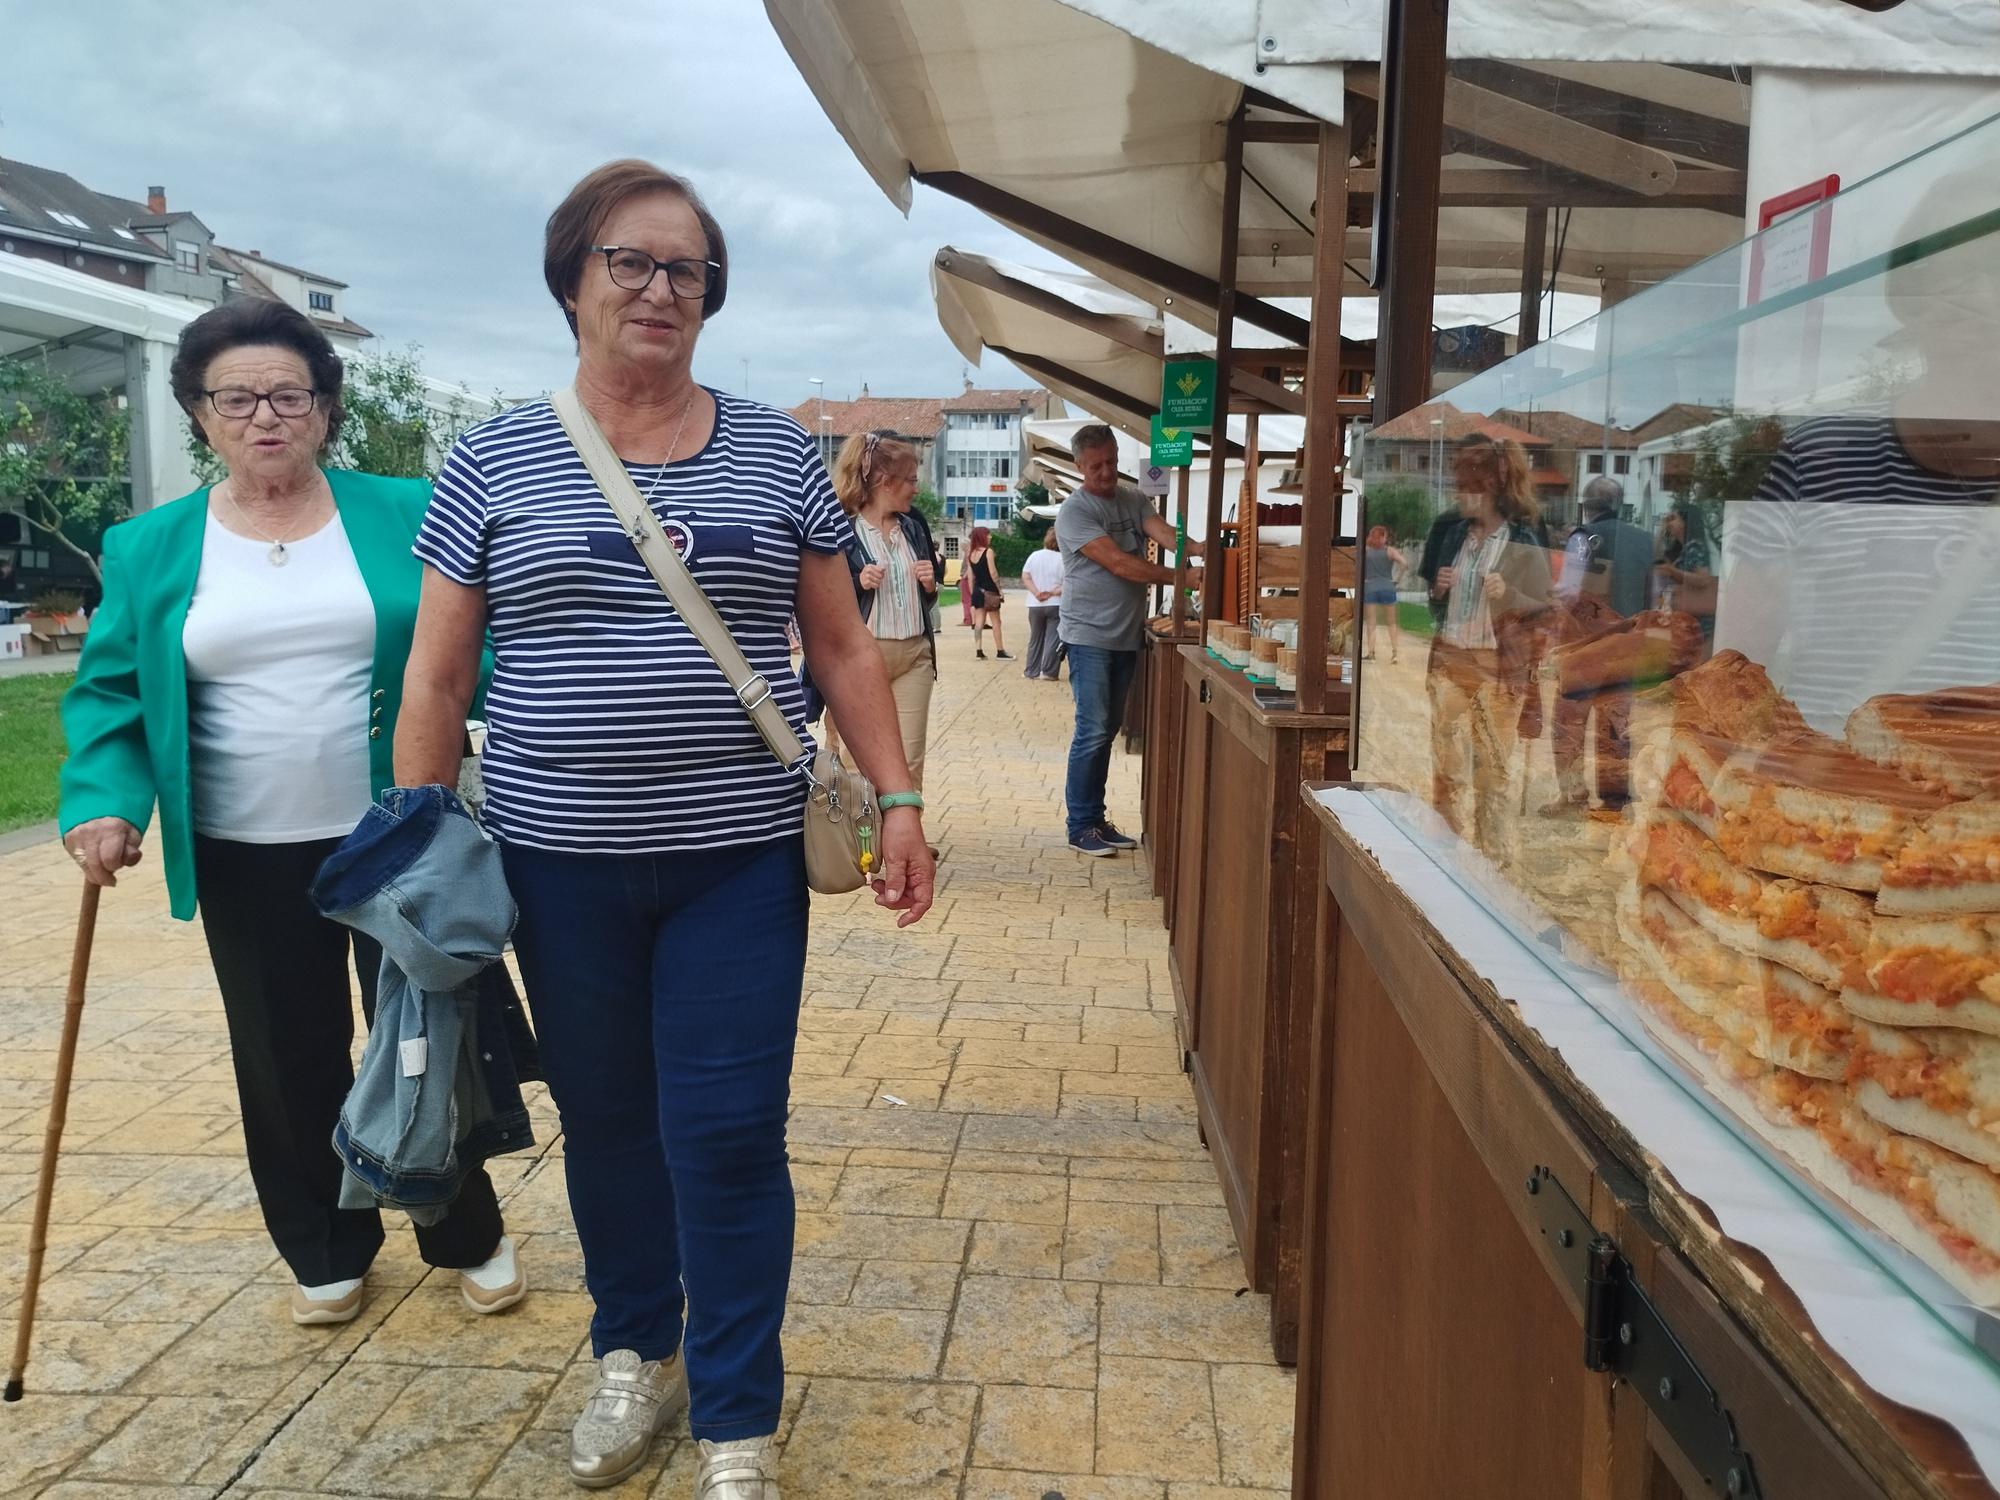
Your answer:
[768,0,2000,329]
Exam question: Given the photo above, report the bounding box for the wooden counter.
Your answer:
[1167,647,1348,1363]
[1292,789,1996,1500]
[1141,626,1197,919]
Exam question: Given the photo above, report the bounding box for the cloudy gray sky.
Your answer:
[4,0,1051,406]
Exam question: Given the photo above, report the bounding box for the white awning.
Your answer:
[1073,0,2000,77]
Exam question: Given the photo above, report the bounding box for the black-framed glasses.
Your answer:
[203,387,319,419]
[588,246,721,298]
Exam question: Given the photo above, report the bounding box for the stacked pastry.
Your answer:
[1613,655,2000,1305]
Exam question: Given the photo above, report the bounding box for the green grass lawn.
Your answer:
[1396,600,1437,638]
[0,672,69,834]
[937,585,960,610]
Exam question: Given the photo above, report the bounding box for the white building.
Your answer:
[937,386,1059,551]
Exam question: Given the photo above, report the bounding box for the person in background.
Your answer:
[1361,523,1406,663]
[827,429,942,787]
[57,298,524,1329]
[1654,498,1718,631]
[1020,527,1065,680]
[1424,434,1551,850]
[1547,476,1652,813]
[964,525,1010,659]
[1056,423,1203,857]
[396,158,931,1496]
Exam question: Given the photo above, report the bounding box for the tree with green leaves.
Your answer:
[188,342,501,484]
[1360,477,1437,548]
[912,486,944,527]
[0,356,131,585]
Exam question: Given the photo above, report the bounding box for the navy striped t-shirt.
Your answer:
[1719,414,2000,731]
[414,391,850,853]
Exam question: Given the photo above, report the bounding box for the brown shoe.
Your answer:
[290,1279,364,1326]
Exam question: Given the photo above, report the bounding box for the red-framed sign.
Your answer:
[1745,174,1841,389]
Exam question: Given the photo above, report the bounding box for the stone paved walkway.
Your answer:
[0,612,1293,1499]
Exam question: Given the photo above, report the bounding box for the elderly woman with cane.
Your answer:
[52,299,526,1333]
[395,159,932,1497]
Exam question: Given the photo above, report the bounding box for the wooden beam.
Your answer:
[1512,61,1750,127]
[934,248,1163,359]
[1342,165,1745,211]
[1244,411,1262,608]
[1450,59,1748,172]
[916,170,1312,345]
[1171,465,1192,638]
[1243,120,1323,145]
[1518,205,1548,351]
[1298,122,1348,717]
[1203,106,1248,627]
[1370,0,1447,418]
[989,345,1244,459]
[1231,367,1307,417]
[1349,69,1680,196]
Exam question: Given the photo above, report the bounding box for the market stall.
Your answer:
[1295,47,2000,1494]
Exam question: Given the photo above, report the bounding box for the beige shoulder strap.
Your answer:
[551,386,809,772]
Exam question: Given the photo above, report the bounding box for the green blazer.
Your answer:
[59,469,458,922]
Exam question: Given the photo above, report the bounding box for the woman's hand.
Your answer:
[871,806,935,927]
[857,563,886,591]
[1435,565,1457,594]
[1482,572,1507,602]
[64,817,143,887]
[913,559,936,591]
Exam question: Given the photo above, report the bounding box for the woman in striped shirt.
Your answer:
[395,160,932,1499]
[828,431,942,788]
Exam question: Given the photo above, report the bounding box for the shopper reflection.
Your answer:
[1722,171,2000,729]
[1547,478,1652,813]
[1425,435,1552,849]
[1653,499,1717,631]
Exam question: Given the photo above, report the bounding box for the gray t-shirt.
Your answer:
[1056,483,1152,650]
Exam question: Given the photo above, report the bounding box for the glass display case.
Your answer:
[1353,110,2000,1340]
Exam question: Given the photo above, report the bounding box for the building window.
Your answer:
[1613,454,1631,475]
[995,456,1011,478]
[310,290,334,312]
[1585,453,1605,473]
[174,241,199,272]
[1383,451,1401,472]
[942,535,961,559]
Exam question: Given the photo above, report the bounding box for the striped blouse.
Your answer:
[413,392,849,853]
[854,518,925,640]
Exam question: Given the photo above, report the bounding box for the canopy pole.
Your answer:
[1200,103,1247,627]
[1518,206,1549,351]
[1372,0,1449,418]
[1299,121,1350,719]
[1243,409,1262,610]
[1170,467,1192,638]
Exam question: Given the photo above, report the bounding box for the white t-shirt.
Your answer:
[1020,548,1065,609]
[183,509,376,842]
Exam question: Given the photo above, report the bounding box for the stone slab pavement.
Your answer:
[0,607,1294,1499]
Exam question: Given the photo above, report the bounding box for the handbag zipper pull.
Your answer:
[857,823,876,877]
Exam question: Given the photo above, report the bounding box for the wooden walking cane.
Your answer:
[5,880,102,1402]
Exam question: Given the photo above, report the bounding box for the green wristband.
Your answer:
[877,791,925,812]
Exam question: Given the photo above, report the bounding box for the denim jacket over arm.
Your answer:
[310,785,533,1224]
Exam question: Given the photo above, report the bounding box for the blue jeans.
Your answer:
[500,835,808,1443]
[1064,644,1140,839]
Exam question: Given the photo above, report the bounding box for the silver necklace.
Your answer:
[217,481,322,568]
[637,388,700,508]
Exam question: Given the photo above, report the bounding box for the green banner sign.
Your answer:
[1159,358,1216,431]
[1150,413,1195,467]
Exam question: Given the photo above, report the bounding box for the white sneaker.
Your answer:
[459,1234,528,1315]
[569,1348,688,1488]
[697,1434,780,1498]
[290,1276,364,1325]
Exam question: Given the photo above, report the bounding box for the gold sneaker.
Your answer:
[570,1348,688,1489]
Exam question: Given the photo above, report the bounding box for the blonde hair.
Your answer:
[831,430,918,516]
[1459,435,1539,526]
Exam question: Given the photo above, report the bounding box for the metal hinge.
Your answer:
[1525,1166,1762,1499]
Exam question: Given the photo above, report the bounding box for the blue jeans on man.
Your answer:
[1064,644,1140,840]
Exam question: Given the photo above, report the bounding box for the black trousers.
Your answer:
[194,834,505,1285]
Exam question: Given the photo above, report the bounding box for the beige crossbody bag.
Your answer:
[552,387,878,895]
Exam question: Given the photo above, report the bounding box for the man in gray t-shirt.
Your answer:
[1053,424,1203,856]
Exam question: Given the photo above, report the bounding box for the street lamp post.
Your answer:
[808,377,828,466]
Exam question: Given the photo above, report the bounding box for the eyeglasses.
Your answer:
[588,246,721,298]
[202,387,319,419]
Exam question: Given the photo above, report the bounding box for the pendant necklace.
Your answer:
[637,387,700,508]
[218,481,319,568]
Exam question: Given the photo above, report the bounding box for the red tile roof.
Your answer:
[1491,407,1637,450]
[786,397,946,440]
[1368,402,1549,449]
[939,387,1053,414]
